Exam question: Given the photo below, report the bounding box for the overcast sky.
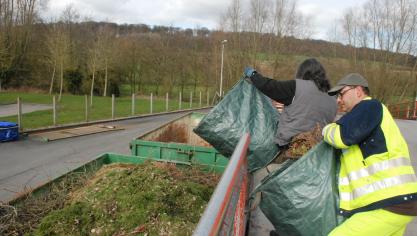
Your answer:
[43,0,367,40]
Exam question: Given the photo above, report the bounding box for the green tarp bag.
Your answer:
[252,141,345,236]
[193,78,280,172]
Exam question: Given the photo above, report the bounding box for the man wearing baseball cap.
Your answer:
[322,73,417,235]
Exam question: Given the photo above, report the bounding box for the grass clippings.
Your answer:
[1,161,219,236]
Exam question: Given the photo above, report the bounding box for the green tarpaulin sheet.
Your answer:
[252,142,345,236]
[193,78,280,172]
[194,77,344,235]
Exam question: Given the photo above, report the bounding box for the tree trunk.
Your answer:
[103,59,108,97]
[127,72,135,94]
[58,60,63,102]
[155,83,159,96]
[90,66,95,106]
[133,71,136,95]
[49,61,56,95]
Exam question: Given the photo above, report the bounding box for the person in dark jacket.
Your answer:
[244,58,337,153]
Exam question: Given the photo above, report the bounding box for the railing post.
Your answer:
[166,92,169,112]
[85,95,88,122]
[190,92,193,109]
[414,99,417,119]
[150,93,153,114]
[414,107,417,119]
[53,95,57,126]
[406,105,410,119]
[179,92,182,110]
[131,93,135,116]
[207,91,210,106]
[111,94,115,120]
[199,91,202,108]
[414,96,417,119]
[397,105,400,118]
[17,97,22,131]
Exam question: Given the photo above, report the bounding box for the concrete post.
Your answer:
[131,93,135,116]
[190,92,193,109]
[85,95,88,122]
[53,96,57,126]
[166,93,169,112]
[179,92,182,110]
[112,94,115,120]
[199,91,202,107]
[150,93,153,114]
[17,97,22,131]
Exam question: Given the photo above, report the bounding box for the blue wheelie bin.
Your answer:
[0,121,19,142]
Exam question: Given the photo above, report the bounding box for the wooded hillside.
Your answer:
[1,0,416,102]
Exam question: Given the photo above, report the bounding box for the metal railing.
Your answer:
[194,133,250,236]
[10,91,213,131]
[387,101,417,120]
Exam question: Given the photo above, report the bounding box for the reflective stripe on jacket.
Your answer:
[323,97,417,216]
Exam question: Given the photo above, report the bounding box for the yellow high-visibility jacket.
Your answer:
[323,97,417,216]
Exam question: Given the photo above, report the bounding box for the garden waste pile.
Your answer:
[284,124,323,159]
[0,161,220,236]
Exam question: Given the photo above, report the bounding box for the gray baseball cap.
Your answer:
[328,73,369,96]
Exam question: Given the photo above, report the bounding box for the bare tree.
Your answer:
[326,20,341,58]
[60,6,77,100]
[342,8,358,66]
[339,0,417,102]
[246,0,270,64]
[46,22,70,96]
[88,33,101,105]
[222,0,243,32]
[97,26,116,97]
[0,0,40,88]
[269,0,301,37]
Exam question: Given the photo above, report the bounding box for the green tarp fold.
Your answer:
[193,79,280,172]
[252,142,345,236]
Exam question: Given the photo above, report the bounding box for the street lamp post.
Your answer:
[220,39,227,98]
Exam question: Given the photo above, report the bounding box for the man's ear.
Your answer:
[355,86,362,97]
[359,86,368,97]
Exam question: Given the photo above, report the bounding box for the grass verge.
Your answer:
[0,92,207,130]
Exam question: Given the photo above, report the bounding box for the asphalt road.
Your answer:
[0,110,208,203]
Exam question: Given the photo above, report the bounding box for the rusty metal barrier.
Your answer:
[387,100,417,120]
[194,133,250,236]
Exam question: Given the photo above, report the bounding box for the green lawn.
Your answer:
[118,84,215,98]
[0,92,208,130]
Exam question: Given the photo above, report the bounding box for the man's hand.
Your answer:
[244,67,256,78]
